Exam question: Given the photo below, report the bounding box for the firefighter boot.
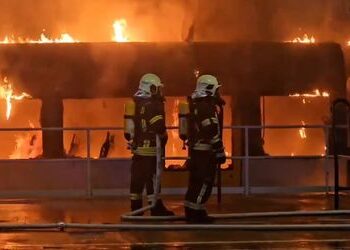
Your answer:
[131,199,144,216]
[185,207,214,224]
[150,199,175,216]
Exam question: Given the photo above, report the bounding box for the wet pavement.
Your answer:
[0,194,350,249]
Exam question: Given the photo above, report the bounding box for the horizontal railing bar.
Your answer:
[162,124,347,130]
[0,155,334,162]
[0,124,346,132]
[163,155,329,160]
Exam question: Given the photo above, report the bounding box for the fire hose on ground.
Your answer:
[2,136,350,231]
[119,136,350,223]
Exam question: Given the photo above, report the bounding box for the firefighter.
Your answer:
[183,74,226,223]
[125,73,174,216]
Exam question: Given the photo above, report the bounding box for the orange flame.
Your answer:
[112,19,128,42]
[299,121,307,139]
[286,34,316,44]
[0,32,78,44]
[0,77,31,120]
[289,89,329,98]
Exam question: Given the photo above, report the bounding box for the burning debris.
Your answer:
[286,34,316,44]
[0,77,31,120]
[289,89,329,98]
[9,121,42,159]
[289,89,329,105]
[0,33,78,44]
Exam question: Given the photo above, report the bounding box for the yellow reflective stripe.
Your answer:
[141,119,147,131]
[133,147,157,156]
[149,115,163,125]
[140,106,146,114]
[143,140,151,148]
[211,117,219,124]
[184,201,205,210]
[210,134,221,144]
[130,193,142,200]
[147,194,160,202]
[201,118,211,127]
[197,183,208,204]
[192,143,212,151]
[201,117,218,127]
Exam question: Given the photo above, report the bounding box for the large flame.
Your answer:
[112,19,128,42]
[286,34,316,44]
[0,33,78,44]
[0,77,31,120]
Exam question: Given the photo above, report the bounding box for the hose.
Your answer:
[121,209,350,222]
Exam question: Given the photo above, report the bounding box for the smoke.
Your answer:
[0,0,349,43]
[0,0,193,42]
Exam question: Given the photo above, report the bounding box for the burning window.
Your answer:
[0,78,40,160]
[0,99,42,159]
[261,90,329,156]
[63,98,130,159]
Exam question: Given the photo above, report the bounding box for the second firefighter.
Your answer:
[180,74,226,223]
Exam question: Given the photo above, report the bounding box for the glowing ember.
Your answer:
[9,121,42,159]
[112,19,128,42]
[299,121,307,139]
[0,33,78,44]
[286,34,316,44]
[194,69,200,78]
[0,77,31,120]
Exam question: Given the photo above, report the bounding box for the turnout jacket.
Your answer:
[189,96,223,152]
[132,96,167,156]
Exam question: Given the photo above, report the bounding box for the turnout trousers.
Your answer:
[185,150,217,211]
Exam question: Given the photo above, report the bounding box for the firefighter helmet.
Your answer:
[195,74,221,97]
[137,73,163,96]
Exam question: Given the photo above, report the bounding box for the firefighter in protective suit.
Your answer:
[126,73,174,216]
[184,74,226,223]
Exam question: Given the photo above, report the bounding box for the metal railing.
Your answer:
[0,124,343,197]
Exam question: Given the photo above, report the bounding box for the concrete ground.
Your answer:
[0,194,350,249]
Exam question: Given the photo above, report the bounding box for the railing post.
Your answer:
[86,129,92,198]
[323,126,330,194]
[244,127,250,196]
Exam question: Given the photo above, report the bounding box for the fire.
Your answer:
[112,19,128,42]
[289,89,329,98]
[9,121,42,159]
[299,121,307,139]
[0,32,78,44]
[0,77,31,120]
[286,34,316,44]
